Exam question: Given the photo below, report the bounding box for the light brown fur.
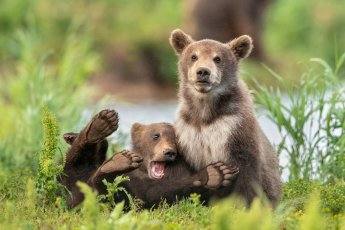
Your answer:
[170,29,281,206]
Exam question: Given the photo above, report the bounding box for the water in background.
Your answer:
[85,100,289,180]
[106,101,280,142]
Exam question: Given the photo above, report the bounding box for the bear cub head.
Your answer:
[131,122,177,180]
[170,29,253,96]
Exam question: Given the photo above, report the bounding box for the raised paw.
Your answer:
[99,150,143,174]
[81,109,119,144]
[193,162,239,189]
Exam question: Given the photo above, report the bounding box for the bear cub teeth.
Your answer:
[149,161,166,179]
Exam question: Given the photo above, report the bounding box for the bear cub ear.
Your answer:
[170,29,194,55]
[131,122,144,133]
[131,123,145,149]
[228,35,253,60]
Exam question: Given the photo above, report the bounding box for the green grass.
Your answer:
[0,1,345,229]
[254,55,345,181]
[1,170,344,229]
[0,44,344,228]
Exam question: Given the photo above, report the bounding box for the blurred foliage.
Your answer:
[283,180,318,212]
[283,180,345,215]
[0,25,98,169]
[0,0,181,84]
[2,0,344,85]
[255,55,345,181]
[265,0,345,72]
[2,175,344,229]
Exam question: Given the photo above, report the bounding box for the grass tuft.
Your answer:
[36,107,64,204]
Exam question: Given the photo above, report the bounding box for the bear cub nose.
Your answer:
[196,67,211,82]
[163,149,177,161]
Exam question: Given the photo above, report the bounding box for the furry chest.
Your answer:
[175,116,239,170]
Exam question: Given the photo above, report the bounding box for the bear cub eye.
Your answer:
[213,56,221,63]
[152,133,160,140]
[191,54,198,61]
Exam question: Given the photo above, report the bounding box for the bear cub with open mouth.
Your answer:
[60,109,239,208]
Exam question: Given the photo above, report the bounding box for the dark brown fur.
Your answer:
[59,110,239,208]
[170,29,282,206]
[59,109,119,207]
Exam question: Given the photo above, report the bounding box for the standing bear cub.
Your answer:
[170,29,282,206]
[60,109,238,208]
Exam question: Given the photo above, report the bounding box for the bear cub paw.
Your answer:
[99,150,143,174]
[193,162,239,189]
[81,109,119,144]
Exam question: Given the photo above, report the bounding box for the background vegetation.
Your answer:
[0,0,344,229]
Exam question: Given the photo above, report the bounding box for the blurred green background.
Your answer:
[1,0,344,94]
[0,1,345,228]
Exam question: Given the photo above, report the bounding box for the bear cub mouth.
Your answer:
[149,161,166,179]
[196,80,210,85]
[194,80,212,93]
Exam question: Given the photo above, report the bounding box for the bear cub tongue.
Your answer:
[151,162,165,179]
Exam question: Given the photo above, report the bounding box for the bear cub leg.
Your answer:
[60,109,119,208]
[88,150,143,193]
[64,109,118,167]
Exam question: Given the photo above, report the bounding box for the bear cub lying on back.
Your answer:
[59,109,239,208]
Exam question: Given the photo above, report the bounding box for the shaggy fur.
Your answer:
[170,29,282,206]
[59,110,239,208]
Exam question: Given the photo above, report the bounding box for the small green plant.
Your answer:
[78,182,107,230]
[99,175,135,209]
[36,107,63,203]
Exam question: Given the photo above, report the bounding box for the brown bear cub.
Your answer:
[169,29,282,206]
[59,109,239,208]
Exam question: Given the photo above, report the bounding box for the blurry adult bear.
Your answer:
[59,109,239,208]
[170,29,282,207]
[185,0,270,60]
